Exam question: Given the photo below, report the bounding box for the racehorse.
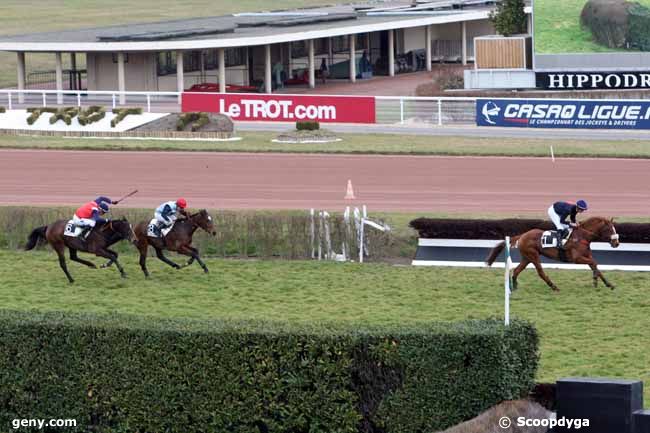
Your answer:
[25,217,135,283]
[485,216,620,292]
[132,209,216,277]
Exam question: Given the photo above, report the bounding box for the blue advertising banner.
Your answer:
[476,99,650,129]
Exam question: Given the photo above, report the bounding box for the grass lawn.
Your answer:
[0,0,328,87]
[3,249,650,400]
[2,132,650,158]
[534,0,650,54]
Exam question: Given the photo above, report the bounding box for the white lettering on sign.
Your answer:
[218,98,337,121]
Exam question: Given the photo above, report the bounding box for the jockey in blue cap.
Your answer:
[547,199,588,248]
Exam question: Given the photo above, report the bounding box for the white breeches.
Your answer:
[548,206,570,231]
[155,212,176,226]
[73,215,96,228]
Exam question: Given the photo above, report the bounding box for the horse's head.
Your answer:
[192,209,216,236]
[581,217,619,248]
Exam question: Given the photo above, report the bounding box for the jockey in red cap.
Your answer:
[153,198,188,236]
[73,196,115,239]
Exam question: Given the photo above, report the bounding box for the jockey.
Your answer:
[547,200,588,246]
[73,198,113,239]
[154,198,188,234]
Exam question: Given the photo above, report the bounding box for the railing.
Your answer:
[0,89,480,125]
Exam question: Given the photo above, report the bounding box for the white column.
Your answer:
[175,50,183,104]
[388,29,395,77]
[425,25,432,72]
[117,52,126,105]
[218,48,226,93]
[265,44,272,93]
[16,52,26,104]
[527,14,532,34]
[55,52,63,104]
[349,34,356,83]
[308,39,315,89]
[462,22,467,65]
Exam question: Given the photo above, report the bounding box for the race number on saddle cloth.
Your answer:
[148,198,188,238]
[66,196,114,238]
[544,200,588,248]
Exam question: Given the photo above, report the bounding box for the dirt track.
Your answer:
[2,149,649,217]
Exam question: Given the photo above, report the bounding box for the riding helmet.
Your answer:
[177,198,187,209]
[98,201,110,212]
[576,199,588,210]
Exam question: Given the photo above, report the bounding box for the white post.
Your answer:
[55,52,63,104]
[400,98,404,124]
[425,25,432,72]
[117,52,126,105]
[218,48,226,93]
[359,219,365,263]
[16,52,26,104]
[112,93,116,109]
[461,22,467,66]
[310,209,316,259]
[76,92,81,107]
[388,30,395,77]
[265,44,272,94]
[42,92,47,107]
[146,94,151,113]
[318,211,324,260]
[437,99,442,126]
[308,39,315,89]
[504,236,511,326]
[287,42,293,78]
[175,50,183,104]
[349,34,356,83]
[7,92,12,110]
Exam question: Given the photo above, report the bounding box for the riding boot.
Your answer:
[559,229,569,249]
[81,227,91,240]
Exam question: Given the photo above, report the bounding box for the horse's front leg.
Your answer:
[575,257,615,290]
[178,245,208,274]
[95,248,127,279]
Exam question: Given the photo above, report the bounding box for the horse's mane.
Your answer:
[579,216,612,230]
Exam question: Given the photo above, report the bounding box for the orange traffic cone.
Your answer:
[344,180,356,200]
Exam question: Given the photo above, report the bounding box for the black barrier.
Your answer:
[556,378,643,433]
[634,410,650,433]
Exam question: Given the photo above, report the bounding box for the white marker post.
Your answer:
[504,236,512,326]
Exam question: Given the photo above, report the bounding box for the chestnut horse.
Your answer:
[132,209,216,277]
[25,217,135,283]
[485,216,620,291]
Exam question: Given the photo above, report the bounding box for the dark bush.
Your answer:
[0,311,538,433]
[580,0,632,48]
[176,112,210,131]
[628,3,650,50]
[296,121,320,131]
[409,217,650,243]
[0,106,5,113]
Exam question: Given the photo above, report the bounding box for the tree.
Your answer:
[489,0,527,37]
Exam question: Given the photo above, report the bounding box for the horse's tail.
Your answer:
[485,236,520,267]
[25,226,47,251]
[485,241,505,267]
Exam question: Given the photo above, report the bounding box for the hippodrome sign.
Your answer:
[477,98,650,129]
[182,93,376,123]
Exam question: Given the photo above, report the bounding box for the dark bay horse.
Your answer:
[25,218,135,283]
[133,209,216,277]
[485,216,620,292]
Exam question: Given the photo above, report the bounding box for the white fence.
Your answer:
[0,89,478,125]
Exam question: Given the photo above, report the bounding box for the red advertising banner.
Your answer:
[182,93,376,124]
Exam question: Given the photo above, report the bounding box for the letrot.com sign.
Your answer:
[182,93,376,123]
[477,98,650,129]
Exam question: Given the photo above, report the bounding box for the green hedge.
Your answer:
[0,311,538,433]
[110,107,143,128]
[0,106,5,113]
[296,120,320,131]
[628,3,650,51]
[177,112,210,131]
[78,106,105,126]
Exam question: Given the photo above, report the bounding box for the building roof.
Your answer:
[0,0,523,52]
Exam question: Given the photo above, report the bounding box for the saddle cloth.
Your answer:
[147,219,173,238]
[540,231,558,248]
[63,220,84,237]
